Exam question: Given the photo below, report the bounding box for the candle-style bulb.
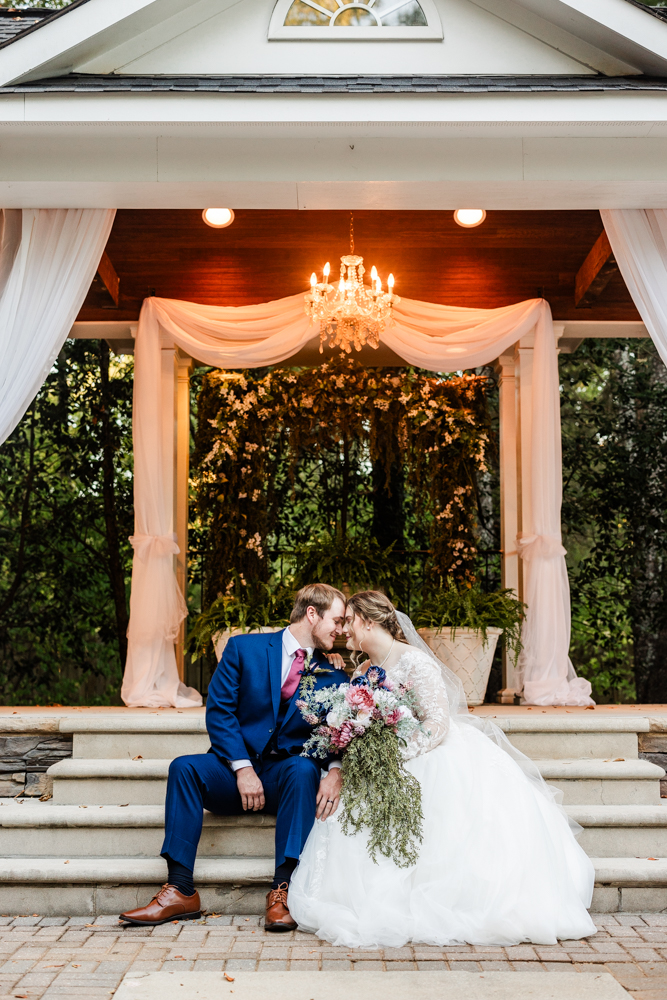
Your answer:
[310,272,317,287]
[323,262,331,280]
[388,273,395,290]
[371,265,378,282]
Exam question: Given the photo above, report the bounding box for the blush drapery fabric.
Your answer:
[601,210,667,366]
[125,293,593,709]
[0,209,116,444]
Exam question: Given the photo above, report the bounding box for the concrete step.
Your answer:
[59,714,651,762]
[568,804,667,856]
[535,758,665,804]
[494,716,647,761]
[0,805,275,858]
[60,717,209,760]
[7,801,667,860]
[48,756,667,806]
[49,758,170,804]
[0,856,272,918]
[0,855,664,916]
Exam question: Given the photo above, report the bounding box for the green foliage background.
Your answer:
[0,341,133,704]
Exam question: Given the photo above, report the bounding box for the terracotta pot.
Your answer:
[213,626,282,662]
[417,626,502,707]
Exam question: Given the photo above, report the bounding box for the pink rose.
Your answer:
[345,686,374,710]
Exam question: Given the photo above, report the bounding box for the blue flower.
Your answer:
[350,675,370,687]
[366,666,387,686]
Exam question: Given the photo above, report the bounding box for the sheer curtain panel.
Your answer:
[602,210,667,366]
[0,209,116,444]
[124,294,593,708]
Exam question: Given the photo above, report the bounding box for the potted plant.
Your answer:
[186,582,293,662]
[414,580,526,707]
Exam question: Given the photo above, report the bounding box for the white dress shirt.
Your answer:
[230,627,340,772]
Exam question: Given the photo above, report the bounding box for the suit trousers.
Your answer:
[160,752,321,873]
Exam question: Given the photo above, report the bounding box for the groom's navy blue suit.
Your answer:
[161,629,348,872]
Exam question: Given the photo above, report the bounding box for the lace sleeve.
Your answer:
[401,651,450,760]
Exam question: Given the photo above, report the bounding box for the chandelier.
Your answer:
[304,215,398,354]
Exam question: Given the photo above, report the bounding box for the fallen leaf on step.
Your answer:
[585,705,595,710]
[64,860,69,864]
[72,964,81,968]
[133,755,143,760]
[120,804,129,807]
[648,858,659,861]
[613,758,625,762]
[14,993,27,998]
[224,974,235,982]
[79,805,87,809]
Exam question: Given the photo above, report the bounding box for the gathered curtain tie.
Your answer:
[130,533,180,563]
[516,533,566,562]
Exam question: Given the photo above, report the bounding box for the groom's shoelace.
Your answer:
[269,882,289,906]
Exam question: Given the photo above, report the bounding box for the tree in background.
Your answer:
[560,339,667,703]
[0,341,133,704]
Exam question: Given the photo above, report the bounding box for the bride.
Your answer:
[288,590,596,949]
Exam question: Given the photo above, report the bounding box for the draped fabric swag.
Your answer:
[0,208,116,445]
[124,293,594,709]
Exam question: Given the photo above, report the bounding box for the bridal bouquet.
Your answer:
[297,666,424,868]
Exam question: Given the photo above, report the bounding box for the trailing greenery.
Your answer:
[414,579,526,666]
[340,720,424,868]
[185,579,293,660]
[193,356,491,606]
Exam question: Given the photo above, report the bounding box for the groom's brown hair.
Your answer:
[290,583,346,623]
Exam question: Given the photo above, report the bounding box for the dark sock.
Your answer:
[165,856,196,897]
[271,857,298,891]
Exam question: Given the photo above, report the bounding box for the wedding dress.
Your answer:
[288,624,596,948]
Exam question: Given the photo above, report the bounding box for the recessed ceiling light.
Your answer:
[453,209,486,229]
[202,208,235,229]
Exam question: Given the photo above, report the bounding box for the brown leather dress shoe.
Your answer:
[265,881,297,932]
[119,884,201,926]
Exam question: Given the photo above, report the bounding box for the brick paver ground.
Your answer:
[0,913,666,999]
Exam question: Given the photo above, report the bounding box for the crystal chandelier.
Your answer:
[304,215,398,354]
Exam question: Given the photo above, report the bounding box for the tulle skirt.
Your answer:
[288,722,596,948]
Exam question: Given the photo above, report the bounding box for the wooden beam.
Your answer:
[96,250,120,307]
[575,229,618,307]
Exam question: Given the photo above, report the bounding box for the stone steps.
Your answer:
[4,802,667,860]
[0,854,662,918]
[48,755,667,806]
[1,709,667,915]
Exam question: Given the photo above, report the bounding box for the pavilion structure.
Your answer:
[67,208,648,702]
[1,0,667,704]
[2,0,667,923]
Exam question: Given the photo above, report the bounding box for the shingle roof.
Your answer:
[1,73,667,93]
[0,7,51,46]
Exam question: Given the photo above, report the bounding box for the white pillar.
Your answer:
[175,352,193,680]
[494,352,520,703]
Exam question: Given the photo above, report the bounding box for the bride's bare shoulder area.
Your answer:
[398,643,431,658]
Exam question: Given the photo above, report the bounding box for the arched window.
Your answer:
[269,0,442,39]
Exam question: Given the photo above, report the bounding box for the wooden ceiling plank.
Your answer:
[97,249,120,307]
[574,229,618,308]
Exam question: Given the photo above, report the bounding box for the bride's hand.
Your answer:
[316,767,342,821]
[325,653,346,669]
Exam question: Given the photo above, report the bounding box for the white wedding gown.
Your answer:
[288,647,596,948]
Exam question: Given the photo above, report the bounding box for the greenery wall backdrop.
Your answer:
[2,338,667,704]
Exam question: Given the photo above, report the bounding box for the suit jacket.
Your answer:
[206,628,348,766]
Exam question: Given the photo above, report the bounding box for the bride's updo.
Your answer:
[346,590,408,644]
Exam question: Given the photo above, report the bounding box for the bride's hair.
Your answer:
[346,591,408,653]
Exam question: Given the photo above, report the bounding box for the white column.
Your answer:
[494,352,520,703]
[159,346,179,674]
[175,351,193,680]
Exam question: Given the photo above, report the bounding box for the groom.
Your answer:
[120,583,348,931]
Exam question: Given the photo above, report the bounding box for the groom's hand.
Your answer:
[236,766,265,811]
[316,767,342,821]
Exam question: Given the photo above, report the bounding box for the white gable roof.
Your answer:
[1,0,667,86]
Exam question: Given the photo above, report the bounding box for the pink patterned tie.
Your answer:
[281,648,306,702]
